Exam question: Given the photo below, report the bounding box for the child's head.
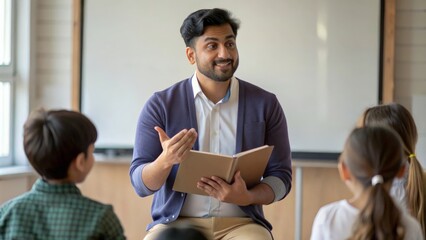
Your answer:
[341,126,403,189]
[340,126,405,239]
[23,109,97,181]
[360,103,417,156]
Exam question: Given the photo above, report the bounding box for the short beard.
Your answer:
[197,58,239,82]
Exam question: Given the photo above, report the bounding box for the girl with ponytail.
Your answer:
[361,103,426,235]
[310,126,423,240]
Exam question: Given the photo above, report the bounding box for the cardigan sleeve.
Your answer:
[129,93,165,197]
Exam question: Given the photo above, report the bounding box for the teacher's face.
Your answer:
[187,24,239,82]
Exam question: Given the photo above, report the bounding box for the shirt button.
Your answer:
[181,193,184,197]
[166,219,169,222]
[172,215,175,218]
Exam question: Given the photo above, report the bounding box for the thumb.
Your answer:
[234,171,243,181]
[154,126,169,143]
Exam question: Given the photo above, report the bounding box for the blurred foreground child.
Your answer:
[0,109,125,240]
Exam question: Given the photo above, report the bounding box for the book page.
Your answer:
[233,145,274,188]
[173,151,234,196]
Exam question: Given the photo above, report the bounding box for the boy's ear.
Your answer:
[73,152,86,173]
[186,47,195,65]
[338,161,351,181]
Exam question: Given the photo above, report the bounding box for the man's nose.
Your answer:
[218,45,231,59]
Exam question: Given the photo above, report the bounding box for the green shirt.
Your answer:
[0,178,125,240]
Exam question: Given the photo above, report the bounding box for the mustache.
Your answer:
[214,58,233,64]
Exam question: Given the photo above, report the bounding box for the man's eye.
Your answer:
[207,44,217,50]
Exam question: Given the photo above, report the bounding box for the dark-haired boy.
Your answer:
[0,109,125,239]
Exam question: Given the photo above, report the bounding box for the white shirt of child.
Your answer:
[310,199,424,240]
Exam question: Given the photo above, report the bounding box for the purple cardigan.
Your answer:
[130,77,292,231]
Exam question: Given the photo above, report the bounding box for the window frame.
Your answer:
[0,0,15,166]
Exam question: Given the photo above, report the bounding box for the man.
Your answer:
[130,8,292,240]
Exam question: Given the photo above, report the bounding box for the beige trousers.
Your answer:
[143,217,273,240]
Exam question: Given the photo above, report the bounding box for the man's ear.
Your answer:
[338,161,351,181]
[186,47,195,65]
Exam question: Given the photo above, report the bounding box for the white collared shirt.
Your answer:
[180,74,247,217]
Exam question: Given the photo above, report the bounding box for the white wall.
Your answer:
[33,0,73,109]
[394,0,426,166]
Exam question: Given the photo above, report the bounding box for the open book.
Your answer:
[173,145,274,196]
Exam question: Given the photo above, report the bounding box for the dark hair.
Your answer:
[23,108,97,179]
[343,126,405,240]
[362,103,425,232]
[180,8,240,47]
[155,226,208,240]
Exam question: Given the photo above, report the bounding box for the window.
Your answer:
[0,0,12,66]
[0,0,13,166]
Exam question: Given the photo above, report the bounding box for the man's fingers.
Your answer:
[155,127,197,155]
[176,129,197,155]
[154,126,170,143]
[157,127,188,146]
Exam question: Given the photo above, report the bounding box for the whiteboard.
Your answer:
[81,0,381,156]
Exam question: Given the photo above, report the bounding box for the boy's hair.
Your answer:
[343,126,405,240]
[23,109,97,180]
[180,8,240,47]
[362,103,425,233]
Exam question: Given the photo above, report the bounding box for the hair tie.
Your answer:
[409,153,416,159]
[371,175,384,186]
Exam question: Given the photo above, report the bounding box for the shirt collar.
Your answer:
[33,178,82,195]
[191,73,237,104]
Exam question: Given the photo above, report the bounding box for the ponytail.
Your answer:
[406,154,426,234]
[344,126,408,240]
[350,182,405,240]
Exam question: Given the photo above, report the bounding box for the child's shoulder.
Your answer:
[315,200,358,222]
[317,200,347,212]
[0,191,36,217]
[78,194,114,211]
[1,191,33,208]
[1,188,112,216]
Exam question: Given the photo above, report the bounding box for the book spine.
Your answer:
[227,157,238,183]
